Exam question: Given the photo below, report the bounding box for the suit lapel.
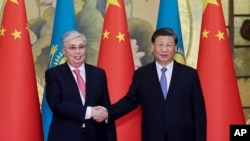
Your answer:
[147,62,167,101]
[166,61,182,101]
[84,64,90,101]
[61,63,83,103]
[84,64,96,104]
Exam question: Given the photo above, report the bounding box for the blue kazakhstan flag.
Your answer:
[41,0,76,140]
[156,0,185,64]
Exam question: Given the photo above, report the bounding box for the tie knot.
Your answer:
[73,69,80,74]
[161,67,167,73]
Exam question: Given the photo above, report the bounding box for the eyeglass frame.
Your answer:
[63,44,86,52]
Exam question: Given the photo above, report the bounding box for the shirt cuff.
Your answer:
[85,106,92,119]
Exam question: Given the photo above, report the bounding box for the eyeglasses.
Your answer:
[64,45,86,51]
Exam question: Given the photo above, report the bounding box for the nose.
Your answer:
[161,46,168,52]
[75,47,81,53]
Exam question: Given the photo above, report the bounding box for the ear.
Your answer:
[62,47,66,54]
[151,44,154,52]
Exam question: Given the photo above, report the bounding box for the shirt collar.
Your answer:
[155,60,174,71]
[67,62,85,73]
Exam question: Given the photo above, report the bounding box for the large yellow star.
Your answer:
[106,0,120,10]
[116,32,125,42]
[10,0,19,4]
[102,29,110,39]
[203,0,219,11]
[0,27,6,36]
[202,28,210,38]
[11,29,22,40]
[215,30,225,40]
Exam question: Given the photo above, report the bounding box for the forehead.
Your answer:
[155,36,175,42]
[65,36,85,45]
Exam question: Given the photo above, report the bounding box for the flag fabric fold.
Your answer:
[0,0,43,140]
[197,0,245,141]
[156,0,185,64]
[97,0,141,141]
[41,0,76,140]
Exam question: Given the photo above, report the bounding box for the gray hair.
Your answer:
[62,30,87,46]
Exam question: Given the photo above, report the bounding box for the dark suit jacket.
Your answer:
[109,61,206,141]
[45,63,117,141]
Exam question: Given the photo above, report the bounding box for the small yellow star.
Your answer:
[202,28,210,38]
[11,29,22,40]
[203,0,219,11]
[0,27,6,36]
[102,29,110,39]
[116,32,125,42]
[10,0,19,4]
[106,0,120,10]
[215,30,225,40]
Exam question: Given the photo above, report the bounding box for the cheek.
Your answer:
[82,49,87,54]
[63,51,73,58]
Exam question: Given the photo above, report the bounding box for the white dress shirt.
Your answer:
[68,63,92,122]
[155,61,174,93]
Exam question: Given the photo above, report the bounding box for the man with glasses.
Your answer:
[45,30,117,141]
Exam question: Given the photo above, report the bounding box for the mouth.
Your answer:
[74,56,82,60]
[161,54,168,58]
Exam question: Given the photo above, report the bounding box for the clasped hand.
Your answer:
[91,106,108,123]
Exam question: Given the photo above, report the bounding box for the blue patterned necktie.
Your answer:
[160,67,168,99]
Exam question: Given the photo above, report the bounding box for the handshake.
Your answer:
[91,106,108,123]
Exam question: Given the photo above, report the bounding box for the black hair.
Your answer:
[151,27,178,44]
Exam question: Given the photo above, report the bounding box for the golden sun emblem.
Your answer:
[174,47,185,64]
[49,45,67,67]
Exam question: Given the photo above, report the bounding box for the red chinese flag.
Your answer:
[97,0,141,141]
[0,1,43,141]
[197,0,245,141]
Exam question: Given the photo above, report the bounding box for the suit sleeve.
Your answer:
[108,71,140,121]
[45,69,87,123]
[192,70,207,141]
[101,71,117,141]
